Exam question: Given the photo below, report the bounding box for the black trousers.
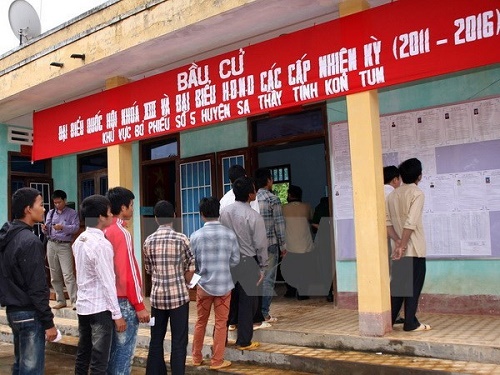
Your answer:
[75,311,113,375]
[229,256,260,347]
[390,256,426,331]
[146,303,189,375]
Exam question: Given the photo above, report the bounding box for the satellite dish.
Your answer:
[8,0,42,45]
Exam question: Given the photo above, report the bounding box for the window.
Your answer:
[78,152,107,173]
[30,182,51,242]
[221,155,245,195]
[180,158,213,236]
[142,139,178,161]
[270,164,291,183]
[268,164,291,205]
[216,148,251,199]
[11,155,48,174]
[251,108,324,143]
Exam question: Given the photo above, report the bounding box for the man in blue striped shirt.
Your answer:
[190,197,240,369]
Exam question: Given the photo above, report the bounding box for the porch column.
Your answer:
[339,0,391,336]
[105,76,133,190]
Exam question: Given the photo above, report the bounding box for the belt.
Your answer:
[49,239,71,244]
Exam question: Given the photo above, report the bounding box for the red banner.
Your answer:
[33,0,500,160]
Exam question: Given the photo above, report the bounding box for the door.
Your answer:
[77,151,108,201]
[140,137,180,296]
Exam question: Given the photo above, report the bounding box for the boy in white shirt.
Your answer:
[73,195,126,374]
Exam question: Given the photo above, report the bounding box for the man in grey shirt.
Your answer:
[220,176,268,350]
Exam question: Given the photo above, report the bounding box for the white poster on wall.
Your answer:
[330,96,500,260]
[472,98,500,141]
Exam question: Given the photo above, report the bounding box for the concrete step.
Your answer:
[38,306,500,366]
[2,309,499,374]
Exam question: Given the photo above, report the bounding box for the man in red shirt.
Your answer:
[105,187,150,374]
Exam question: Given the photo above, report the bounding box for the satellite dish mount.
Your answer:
[8,0,42,45]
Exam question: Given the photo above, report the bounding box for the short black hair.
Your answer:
[154,200,175,224]
[80,195,110,226]
[288,185,303,201]
[383,166,400,184]
[228,165,246,184]
[233,176,255,202]
[398,158,422,184]
[12,187,41,220]
[52,190,67,200]
[254,168,272,189]
[106,187,135,215]
[199,197,220,218]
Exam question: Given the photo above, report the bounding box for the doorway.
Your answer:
[249,105,336,301]
[140,138,179,296]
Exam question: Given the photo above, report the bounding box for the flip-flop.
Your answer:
[253,321,272,330]
[410,323,431,331]
[265,315,278,323]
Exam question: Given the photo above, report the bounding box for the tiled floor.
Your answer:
[212,285,500,348]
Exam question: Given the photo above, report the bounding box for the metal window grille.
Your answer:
[180,159,212,236]
[221,155,245,194]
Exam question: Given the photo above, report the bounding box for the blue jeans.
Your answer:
[261,244,279,318]
[107,299,138,375]
[75,311,113,375]
[7,309,46,375]
[146,303,189,375]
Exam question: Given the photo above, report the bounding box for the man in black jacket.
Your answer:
[0,187,58,374]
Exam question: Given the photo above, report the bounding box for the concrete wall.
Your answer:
[52,156,78,204]
[181,120,248,158]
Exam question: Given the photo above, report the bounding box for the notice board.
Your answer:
[330,96,500,260]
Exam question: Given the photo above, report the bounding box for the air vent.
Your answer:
[8,126,33,145]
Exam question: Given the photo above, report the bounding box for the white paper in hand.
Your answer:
[188,273,201,289]
[148,317,155,327]
[52,329,62,342]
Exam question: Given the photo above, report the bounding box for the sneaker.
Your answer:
[236,342,260,350]
[253,321,272,330]
[52,302,67,309]
[209,360,231,370]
